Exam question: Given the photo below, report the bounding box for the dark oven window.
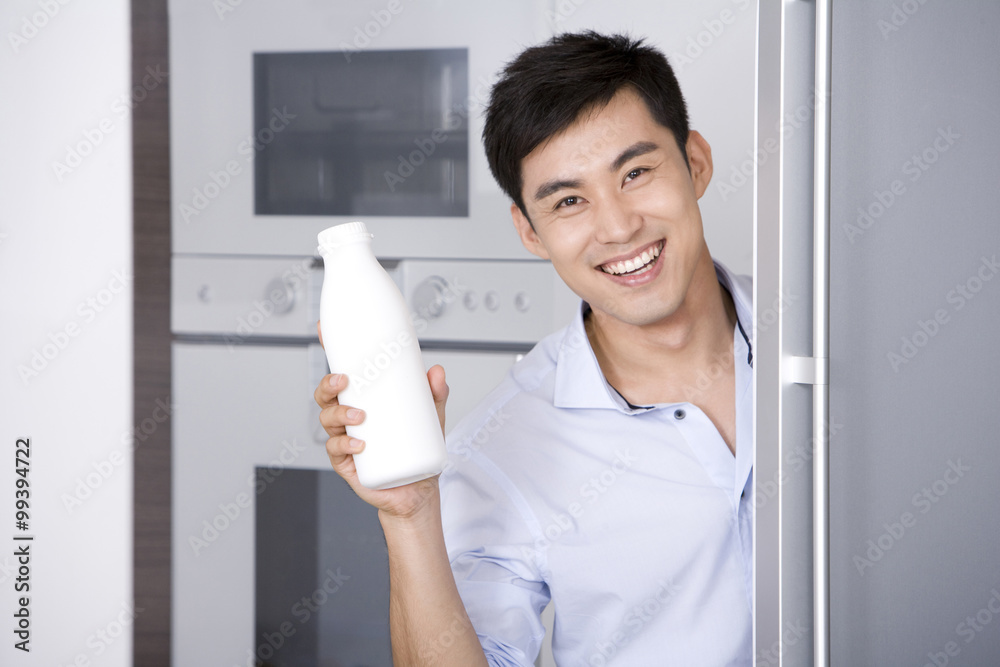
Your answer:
[253,49,469,217]
[255,467,391,666]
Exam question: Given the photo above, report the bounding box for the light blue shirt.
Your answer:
[440,260,753,667]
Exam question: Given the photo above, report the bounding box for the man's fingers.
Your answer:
[319,403,366,436]
[325,433,366,463]
[314,372,346,408]
[427,364,449,431]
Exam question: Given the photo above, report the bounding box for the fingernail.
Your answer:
[349,438,364,451]
[329,373,342,386]
[346,408,363,420]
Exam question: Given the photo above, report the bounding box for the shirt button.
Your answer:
[673,408,686,420]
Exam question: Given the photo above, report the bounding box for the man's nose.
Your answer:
[594,194,642,244]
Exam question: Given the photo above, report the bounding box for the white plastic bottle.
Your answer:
[317,221,447,489]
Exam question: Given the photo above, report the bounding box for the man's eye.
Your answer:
[556,196,580,209]
[625,167,648,181]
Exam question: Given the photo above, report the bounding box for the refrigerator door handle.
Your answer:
[810,0,833,665]
[756,0,832,662]
[785,355,829,386]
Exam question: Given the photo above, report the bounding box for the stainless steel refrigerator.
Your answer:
[755,1,1000,665]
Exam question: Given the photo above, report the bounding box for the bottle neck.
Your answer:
[320,239,378,270]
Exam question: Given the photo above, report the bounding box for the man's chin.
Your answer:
[589,297,679,329]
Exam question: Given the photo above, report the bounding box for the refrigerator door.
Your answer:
[757,1,1000,665]
[755,1,822,664]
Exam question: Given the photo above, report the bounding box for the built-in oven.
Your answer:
[168,1,577,665]
[169,0,551,260]
[171,254,570,666]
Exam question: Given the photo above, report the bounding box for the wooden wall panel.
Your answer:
[132,0,172,664]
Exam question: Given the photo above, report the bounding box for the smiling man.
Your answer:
[316,31,753,667]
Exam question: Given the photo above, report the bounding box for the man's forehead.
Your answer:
[523,93,672,179]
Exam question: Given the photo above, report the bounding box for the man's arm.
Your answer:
[314,354,487,666]
[380,494,488,666]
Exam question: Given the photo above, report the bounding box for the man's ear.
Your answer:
[685,130,714,199]
[510,203,550,260]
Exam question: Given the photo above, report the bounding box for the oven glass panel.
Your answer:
[255,467,391,666]
[253,49,469,217]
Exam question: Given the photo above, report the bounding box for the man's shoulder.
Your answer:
[441,300,598,475]
[445,323,566,449]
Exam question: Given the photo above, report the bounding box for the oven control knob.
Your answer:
[514,291,530,312]
[412,276,451,319]
[265,277,296,315]
[484,291,500,311]
[463,291,479,310]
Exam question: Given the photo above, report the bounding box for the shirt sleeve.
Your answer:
[439,449,551,667]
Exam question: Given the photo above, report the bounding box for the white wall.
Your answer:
[0,1,133,665]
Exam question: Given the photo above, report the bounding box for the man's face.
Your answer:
[512,87,714,328]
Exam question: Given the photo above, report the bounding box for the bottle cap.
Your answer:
[317,222,373,253]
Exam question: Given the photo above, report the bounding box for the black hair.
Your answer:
[482,31,690,221]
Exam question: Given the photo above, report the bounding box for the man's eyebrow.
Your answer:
[530,141,660,203]
[533,178,582,203]
[610,141,660,173]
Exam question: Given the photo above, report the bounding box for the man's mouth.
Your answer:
[598,240,664,276]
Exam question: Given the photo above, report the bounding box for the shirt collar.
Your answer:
[552,258,752,412]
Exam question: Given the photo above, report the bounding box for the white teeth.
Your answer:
[600,241,663,275]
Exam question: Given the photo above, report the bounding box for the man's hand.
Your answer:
[314,321,449,520]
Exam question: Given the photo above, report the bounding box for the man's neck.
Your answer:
[584,254,737,406]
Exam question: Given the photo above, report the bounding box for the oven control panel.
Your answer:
[397,259,577,346]
[172,255,579,347]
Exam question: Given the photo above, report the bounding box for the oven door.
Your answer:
[171,340,522,665]
[169,0,545,259]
